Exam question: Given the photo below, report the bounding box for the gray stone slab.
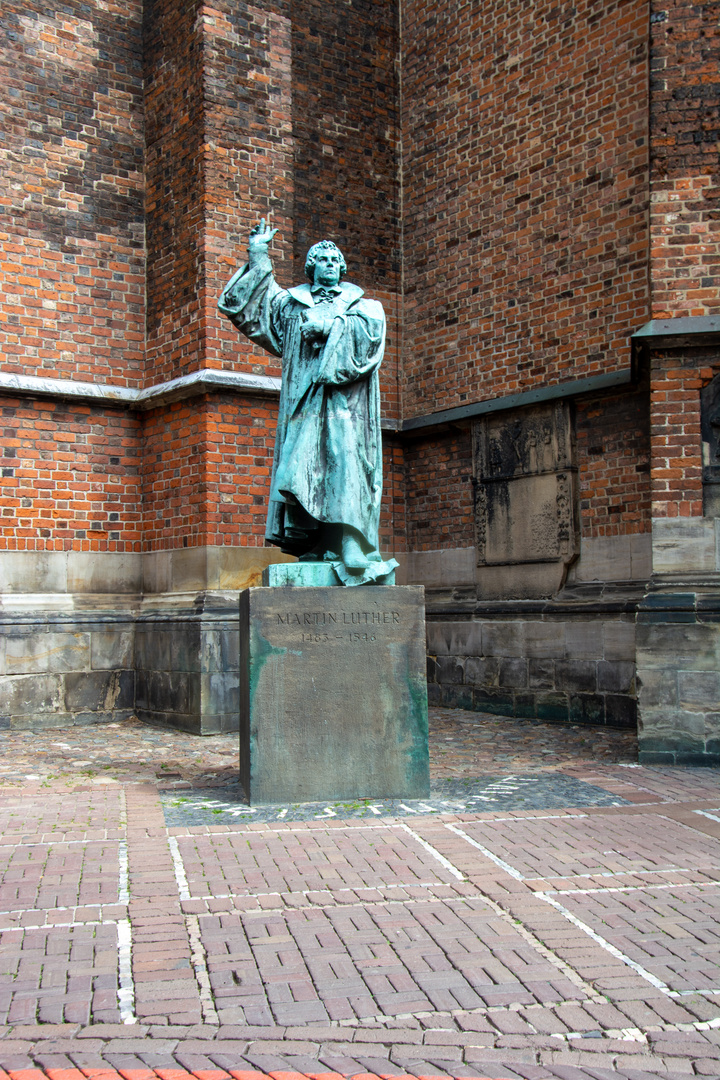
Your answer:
[0,674,63,714]
[64,670,134,712]
[91,630,134,671]
[239,585,429,803]
[4,632,90,675]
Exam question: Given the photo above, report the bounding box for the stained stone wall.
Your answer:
[637,601,720,766]
[425,603,638,729]
[0,546,291,732]
[0,617,136,730]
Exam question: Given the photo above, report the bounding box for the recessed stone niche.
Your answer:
[472,401,579,598]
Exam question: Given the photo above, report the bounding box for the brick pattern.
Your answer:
[0,841,121,914]
[290,0,400,422]
[379,436,406,555]
[402,391,653,554]
[143,0,206,382]
[0,923,122,1025]
[0,0,145,386]
[2,771,720,1075]
[651,175,720,318]
[576,389,651,539]
[404,429,474,554]
[140,396,274,552]
[649,347,714,518]
[650,0,720,317]
[400,0,650,418]
[0,398,141,553]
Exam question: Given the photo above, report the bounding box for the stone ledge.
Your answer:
[0,368,281,409]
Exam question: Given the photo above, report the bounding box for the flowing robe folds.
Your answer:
[218,255,385,557]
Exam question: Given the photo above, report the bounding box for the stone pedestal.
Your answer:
[239,585,429,804]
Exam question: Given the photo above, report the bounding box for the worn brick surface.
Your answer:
[0,723,719,1078]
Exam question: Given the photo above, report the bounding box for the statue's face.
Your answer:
[312,249,343,287]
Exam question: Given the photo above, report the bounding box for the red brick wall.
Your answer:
[202,0,294,385]
[0,398,141,552]
[649,348,713,518]
[650,0,720,317]
[204,395,278,549]
[0,0,145,387]
[380,437,407,554]
[576,389,651,538]
[400,0,650,418]
[143,0,205,383]
[404,429,474,553]
[142,394,277,553]
[290,0,401,420]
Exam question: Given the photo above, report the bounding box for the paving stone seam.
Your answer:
[185,913,219,1027]
[168,837,191,902]
[545,879,720,896]
[535,892,674,997]
[0,837,123,848]
[189,892,512,917]
[443,826,524,882]
[0,904,128,920]
[0,919,109,931]
[454,888,603,1006]
[117,916,136,1025]
[178,882,451,903]
[169,824,402,837]
[530,866,717,884]
[396,824,466,882]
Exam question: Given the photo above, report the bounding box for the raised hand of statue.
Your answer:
[248,218,278,266]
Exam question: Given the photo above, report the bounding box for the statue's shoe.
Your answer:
[342,531,369,571]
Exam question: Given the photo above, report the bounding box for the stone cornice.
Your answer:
[0,368,281,409]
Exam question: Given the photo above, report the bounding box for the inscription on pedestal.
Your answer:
[239,585,429,804]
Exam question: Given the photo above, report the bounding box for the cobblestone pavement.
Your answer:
[0,709,718,1080]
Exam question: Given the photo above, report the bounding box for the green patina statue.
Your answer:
[218,220,397,585]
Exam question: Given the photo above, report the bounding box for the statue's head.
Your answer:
[305,240,347,285]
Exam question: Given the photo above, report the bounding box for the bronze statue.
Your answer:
[219,221,396,584]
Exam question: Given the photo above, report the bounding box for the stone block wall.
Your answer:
[0,619,136,730]
[426,610,637,729]
[637,604,720,766]
[135,612,239,735]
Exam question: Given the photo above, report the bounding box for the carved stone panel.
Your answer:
[472,401,579,567]
[701,371,720,516]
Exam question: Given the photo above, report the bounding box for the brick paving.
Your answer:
[0,710,718,1079]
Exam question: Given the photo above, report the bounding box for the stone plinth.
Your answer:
[262,562,397,587]
[239,585,429,804]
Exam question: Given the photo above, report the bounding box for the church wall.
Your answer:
[0,0,146,389]
[397,0,656,731]
[399,0,650,418]
[635,0,720,764]
[2,0,718,745]
[290,0,401,425]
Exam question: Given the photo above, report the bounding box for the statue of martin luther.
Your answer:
[218,220,396,585]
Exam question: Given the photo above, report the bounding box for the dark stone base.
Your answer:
[0,611,137,731]
[637,587,720,766]
[135,596,240,735]
[424,585,640,729]
[239,585,429,804]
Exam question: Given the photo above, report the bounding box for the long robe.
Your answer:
[218,255,386,556]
